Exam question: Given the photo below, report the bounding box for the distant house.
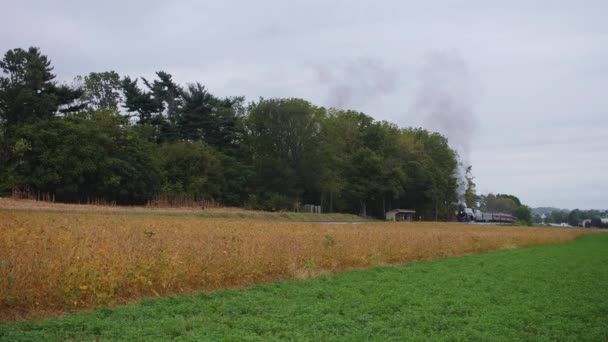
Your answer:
[385,209,416,222]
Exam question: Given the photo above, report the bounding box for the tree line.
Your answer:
[0,47,462,219]
[537,209,608,228]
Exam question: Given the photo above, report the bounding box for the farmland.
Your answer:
[1,233,606,341]
[0,203,588,322]
[0,198,368,222]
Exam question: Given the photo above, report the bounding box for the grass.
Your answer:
[0,211,586,321]
[1,234,606,341]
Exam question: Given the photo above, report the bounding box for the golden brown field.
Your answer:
[0,198,367,222]
[0,197,243,214]
[0,209,588,321]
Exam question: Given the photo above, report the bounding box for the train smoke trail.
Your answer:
[412,51,478,198]
[316,58,397,109]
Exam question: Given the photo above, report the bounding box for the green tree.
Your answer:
[5,111,159,203]
[178,83,242,149]
[514,205,533,226]
[0,47,84,127]
[0,47,84,194]
[548,210,570,224]
[144,71,182,124]
[497,194,522,207]
[243,98,325,209]
[121,76,162,125]
[144,71,184,142]
[479,193,518,214]
[218,152,255,206]
[156,142,224,202]
[317,110,378,214]
[403,128,458,220]
[373,122,409,215]
[568,209,583,227]
[76,71,122,112]
[344,147,383,217]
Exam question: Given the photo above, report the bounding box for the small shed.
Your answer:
[301,204,322,214]
[385,209,416,222]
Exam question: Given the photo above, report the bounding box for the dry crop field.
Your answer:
[0,197,251,214]
[0,208,588,322]
[0,198,366,222]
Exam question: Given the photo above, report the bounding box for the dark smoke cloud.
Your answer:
[316,58,397,109]
[412,51,478,197]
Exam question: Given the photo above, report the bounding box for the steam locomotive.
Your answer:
[457,205,516,223]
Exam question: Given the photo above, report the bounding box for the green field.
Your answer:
[1,234,607,341]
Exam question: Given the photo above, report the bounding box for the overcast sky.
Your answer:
[2,0,606,209]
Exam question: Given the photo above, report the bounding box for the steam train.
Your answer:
[457,205,516,223]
